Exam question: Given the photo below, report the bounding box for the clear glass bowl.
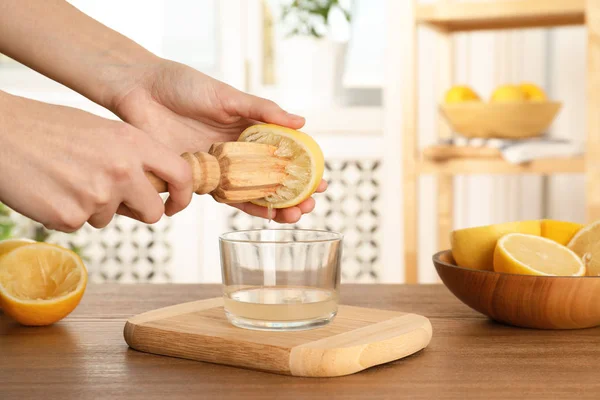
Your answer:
[219,229,343,331]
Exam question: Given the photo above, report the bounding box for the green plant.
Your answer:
[281,0,351,39]
[0,203,15,240]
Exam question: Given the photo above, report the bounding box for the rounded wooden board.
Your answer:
[124,298,433,377]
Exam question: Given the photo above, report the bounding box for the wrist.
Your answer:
[96,48,164,114]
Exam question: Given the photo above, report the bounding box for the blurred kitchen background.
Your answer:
[0,0,586,284]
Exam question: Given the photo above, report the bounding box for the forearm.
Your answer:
[0,0,160,112]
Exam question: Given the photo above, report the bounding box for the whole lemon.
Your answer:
[519,82,547,101]
[490,84,526,103]
[444,85,481,104]
[450,220,541,271]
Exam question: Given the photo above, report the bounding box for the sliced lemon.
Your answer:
[0,238,35,260]
[540,219,583,246]
[0,238,36,311]
[237,123,324,209]
[443,85,480,103]
[568,220,600,276]
[450,220,541,271]
[490,84,526,103]
[0,242,87,326]
[519,82,547,101]
[494,233,585,276]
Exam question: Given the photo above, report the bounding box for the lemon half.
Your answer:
[0,238,35,260]
[0,238,36,311]
[0,242,87,325]
[238,124,324,209]
[494,233,585,276]
[450,220,541,271]
[568,220,600,276]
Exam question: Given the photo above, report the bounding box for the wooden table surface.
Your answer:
[2,284,600,399]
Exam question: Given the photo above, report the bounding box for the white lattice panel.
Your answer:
[8,212,174,284]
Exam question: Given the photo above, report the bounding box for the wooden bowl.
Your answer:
[439,101,562,139]
[433,250,600,329]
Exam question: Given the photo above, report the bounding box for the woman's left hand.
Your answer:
[112,59,327,223]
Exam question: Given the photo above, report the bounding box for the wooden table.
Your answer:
[2,284,600,399]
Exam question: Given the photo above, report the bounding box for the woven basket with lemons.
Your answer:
[440,83,561,139]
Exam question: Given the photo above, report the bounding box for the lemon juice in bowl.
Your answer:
[219,229,342,331]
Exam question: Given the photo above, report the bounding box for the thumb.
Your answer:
[225,89,305,129]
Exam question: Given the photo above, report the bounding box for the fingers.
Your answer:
[273,207,302,224]
[316,179,328,193]
[87,201,120,229]
[229,202,275,220]
[229,178,327,224]
[119,170,167,223]
[142,143,193,217]
[225,88,305,129]
[296,197,316,214]
[115,203,140,221]
[230,196,316,224]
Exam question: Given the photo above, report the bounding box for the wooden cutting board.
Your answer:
[124,297,432,377]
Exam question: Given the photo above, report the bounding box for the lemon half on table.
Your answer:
[238,124,324,209]
[0,242,87,326]
[0,238,36,259]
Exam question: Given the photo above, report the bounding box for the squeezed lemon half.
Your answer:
[0,238,36,310]
[237,123,324,209]
[0,238,35,260]
[0,242,87,326]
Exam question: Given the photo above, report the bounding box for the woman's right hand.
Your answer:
[0,91,193,232]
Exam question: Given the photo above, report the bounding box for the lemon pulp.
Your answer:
[0,243,87,325]
[494,233,585,276]
[238,124,324,209]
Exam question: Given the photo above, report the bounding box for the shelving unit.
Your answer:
[418,156,585,175]
[401,0,599,283]
[416,0,585,32]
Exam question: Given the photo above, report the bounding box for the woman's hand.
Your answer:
[112,59,327,223]
[0,0,326,224]
[0,91,192,232]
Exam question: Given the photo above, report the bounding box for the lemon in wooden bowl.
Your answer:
[434,220,600,329]
[433,249,600,329]
[443,85,481,103]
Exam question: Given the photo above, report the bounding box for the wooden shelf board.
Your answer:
[416,0,585,32]
[418,156,585,175]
